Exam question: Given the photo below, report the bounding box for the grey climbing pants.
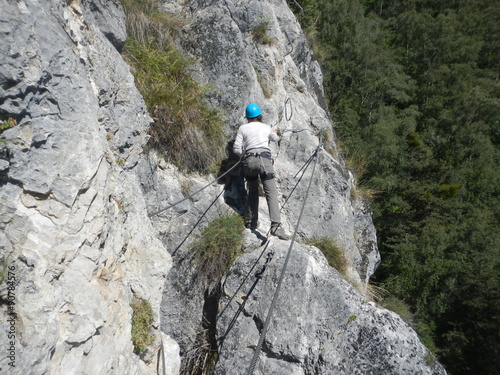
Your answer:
[243,152,281,226]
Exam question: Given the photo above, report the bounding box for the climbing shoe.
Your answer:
[270,224,289,240]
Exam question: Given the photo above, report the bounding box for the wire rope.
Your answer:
[280,148,318,211]
[245,141,321,375]
[171,189,224,256]
[148,159,242,217]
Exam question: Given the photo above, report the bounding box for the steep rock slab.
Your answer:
[215,236,446,375]
[150,0,380,366]
[0,1,173,374]
[159,0,379,284]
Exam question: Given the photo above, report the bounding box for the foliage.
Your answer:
[0,258,6,285]
[252,19,273,44]
[182,213,244,374]
[306,237,348,277]
[120,0,225,173]
[289,1,500,374]
[193,213,245,286]
[131,299,154,355]
[1,118,17,133]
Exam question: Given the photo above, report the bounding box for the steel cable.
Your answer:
[245,142,321,375]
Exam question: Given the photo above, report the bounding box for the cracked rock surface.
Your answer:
[214,233,446,375]
[0,1,172,374]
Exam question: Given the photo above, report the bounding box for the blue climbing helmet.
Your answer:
[245,103,262,119]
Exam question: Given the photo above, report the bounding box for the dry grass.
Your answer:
[307,237,348,277]
[180,321,218,375]
[252,19,273,45]
[193,213,245,287]
[120,0,225,172]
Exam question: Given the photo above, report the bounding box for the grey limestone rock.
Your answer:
[214,234,446,375]
[152,1,381,361]
[0,0,446,374]
[157,0,378,285]
[0,0,174,374]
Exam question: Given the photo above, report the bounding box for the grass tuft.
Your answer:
[193,213,245,286]
[307,237,348,277]
[120,0,225,173]
[131,299,154,355]
[252,19,273,45]
[1,118,17,133]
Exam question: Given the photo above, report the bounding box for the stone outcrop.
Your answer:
[0,1,173,374]
[215,234,446,374]
[159,0,379,284]
[0,0,446,374]
[151,1,383,367]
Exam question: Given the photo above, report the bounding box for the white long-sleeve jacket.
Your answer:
[233,121,279,156]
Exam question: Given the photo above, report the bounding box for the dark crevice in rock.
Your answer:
[261,340,302,364]
[252,314,264,333]
[202,286,219,350]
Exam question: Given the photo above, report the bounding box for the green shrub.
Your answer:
[0,258,6,285]
[193,213,245,285]
[1,118,16,133]
[307,237,348,277]
[131,299,154,355]
[120,0,225,173]
[252,19,273,44]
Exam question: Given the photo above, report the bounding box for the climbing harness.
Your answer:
[246,138,322,375]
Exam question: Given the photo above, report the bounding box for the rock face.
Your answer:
[215,234,446,374]
[0,1,172,374]
[0,0,446,374]
[152,0,382,366]
[159,0,380,284]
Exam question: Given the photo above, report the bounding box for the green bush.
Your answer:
[193,213,245,285]
[131,299,154,355]
[1,118,16,133]
[307,237,348,277]
[120,0,225,172]
[0,258,6,285]
[252,19,273,44]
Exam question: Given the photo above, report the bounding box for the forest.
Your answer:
[286,0,500,374]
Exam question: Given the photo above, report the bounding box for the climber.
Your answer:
[233,103,288,240]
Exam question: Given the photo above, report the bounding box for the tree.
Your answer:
[290,0,500,373]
